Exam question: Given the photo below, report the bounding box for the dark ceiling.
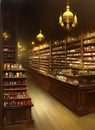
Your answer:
[2,0,95,45]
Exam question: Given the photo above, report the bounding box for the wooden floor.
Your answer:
[2,71,95,130]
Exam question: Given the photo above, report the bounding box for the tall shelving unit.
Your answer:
[51,40,66,75]
[66,37,82,75]
[3,63,33,125]
[39,43,50,73]
[23,43,51,91]
[82,35,95,74]
[1,9,34,126]
[31,47,40,71]
[26,43,51,74]
[55,33,95,83]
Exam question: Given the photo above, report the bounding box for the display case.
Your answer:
[3,63,33,125]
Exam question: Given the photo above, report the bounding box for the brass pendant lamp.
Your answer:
[36,1,45,42]
[36,29,45,42]
[59,1,78,30]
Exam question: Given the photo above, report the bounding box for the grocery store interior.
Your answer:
[1,0,95,130]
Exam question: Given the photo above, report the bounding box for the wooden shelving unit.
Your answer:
[31,47,40,71]
[66,38,81,68]
[24,32,95,81]
[1,10,34,126]
[82,35,95,74]
[3,63,33,125]
[51,40,66,74]
[39,44,50,73]
[25,43,51,74]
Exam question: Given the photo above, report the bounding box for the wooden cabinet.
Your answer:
[3,63,33,125]
[49,77,78,112]
[49,75,95,115]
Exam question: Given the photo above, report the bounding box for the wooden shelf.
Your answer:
[3,63,33,125]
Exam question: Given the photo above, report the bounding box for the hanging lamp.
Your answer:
[59,1,78,30]
[36,30,45,42]
[36,1,45,42]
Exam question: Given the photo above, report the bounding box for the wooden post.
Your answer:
[0,0,3,126]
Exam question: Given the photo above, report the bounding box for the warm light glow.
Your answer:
[33,46,39,51]
[54,41,59,45]
[36,30,45,42]
[21,47,26,52]
[3,32,10,40]
[31,41,35,45]
[59,4,78,30]
[18,42,22,48]
[18,42,26,52]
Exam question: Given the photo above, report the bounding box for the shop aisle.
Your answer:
[2,71,95,130]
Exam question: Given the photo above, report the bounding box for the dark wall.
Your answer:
[2,0,95,43]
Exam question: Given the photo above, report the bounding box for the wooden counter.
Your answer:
[28,68,95,115]
[49,77,95,115]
